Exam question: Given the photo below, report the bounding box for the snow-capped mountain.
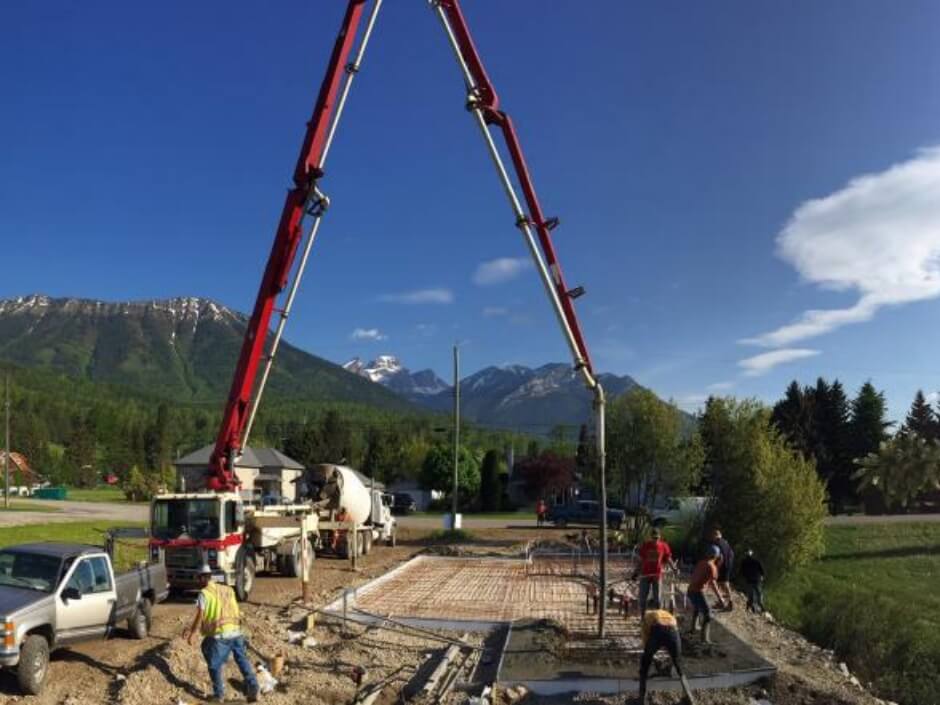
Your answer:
[343,355,449,400]
[0,294,410,409]
[345,356,641,428]
[422,363,640,428]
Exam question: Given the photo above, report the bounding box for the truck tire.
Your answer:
[128,597,152,639]
[361,531,373,555]
[234,548,256,602]
[17,634,49,695]
[386,529,397,548]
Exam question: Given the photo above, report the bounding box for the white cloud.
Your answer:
[473,257,532,286]
[707,381,735,392]
[379,288,453,304]
[738,348,820,377]
[350,327,387,342]
[483,306,509,317]
[743,147,940,347]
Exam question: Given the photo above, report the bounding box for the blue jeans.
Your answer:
[201,635,258,699]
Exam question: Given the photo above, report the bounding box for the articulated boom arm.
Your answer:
[207,1,370,492]
[433,0,595,379]
[208,0,597,510]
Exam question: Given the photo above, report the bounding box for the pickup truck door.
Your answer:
[55,555,116,644]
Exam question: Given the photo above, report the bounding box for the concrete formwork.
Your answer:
[321,554,776,696]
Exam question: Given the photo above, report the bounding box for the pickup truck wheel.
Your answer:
[17,634,49,695]
[128,598,152,639]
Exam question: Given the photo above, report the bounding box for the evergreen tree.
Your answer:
[818,380,853,511]
[479,450,501,512]
[771,380,815,458]
[850,381,892,510]
[903,390,938,440]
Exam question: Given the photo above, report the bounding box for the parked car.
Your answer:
[546,500,625,529]
[649,496,708,526]
[0,542,168,694]
[391,492,417,515]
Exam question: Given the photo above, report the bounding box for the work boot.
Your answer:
[247,688,260,703]
[701,622,712,644]
[688,614,699,635]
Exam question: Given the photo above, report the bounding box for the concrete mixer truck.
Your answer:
[149,464,397,600]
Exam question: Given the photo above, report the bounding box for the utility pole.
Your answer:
[4,374,10,510]
[452,343,460,529]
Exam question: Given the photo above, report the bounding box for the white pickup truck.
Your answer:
[0,542,168,694]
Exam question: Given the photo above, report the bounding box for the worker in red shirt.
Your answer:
[687,545,725,643]
[633,528,678,617]
[536,498,547,527]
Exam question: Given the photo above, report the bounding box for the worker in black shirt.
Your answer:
[708,528,735,610]
[740,549,766,613]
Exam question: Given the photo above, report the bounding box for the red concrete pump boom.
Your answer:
[207,0,604,578]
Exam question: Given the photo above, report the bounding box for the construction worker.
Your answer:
[687,545,724,643]
[634,527,678,617]
[184,565,260,703]
[638,600,695,705]
[708,527,735,610]
[740,549,766,613]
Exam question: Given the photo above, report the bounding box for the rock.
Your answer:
[850,675,861,688]
[838,662,850,677]
[301,636,318,648]
[286,630,304,644]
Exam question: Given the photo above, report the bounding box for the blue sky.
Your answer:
[2,1,940,422]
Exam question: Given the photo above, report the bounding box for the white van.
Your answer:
[650,496,708,525]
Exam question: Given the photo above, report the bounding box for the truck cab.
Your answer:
[149,492,252,598]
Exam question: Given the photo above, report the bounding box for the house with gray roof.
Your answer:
[174,445,304,502]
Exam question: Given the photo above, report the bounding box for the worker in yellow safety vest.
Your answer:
[184,564,260,703]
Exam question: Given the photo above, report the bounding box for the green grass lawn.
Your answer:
[0,501,62,513]
[767,521,940,705]
[0,521,148,571]
[59,486,134,503]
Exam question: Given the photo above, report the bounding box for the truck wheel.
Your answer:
[386,529,397,548]
[235,549,256,602]
[128,597,152,639]
[361,531,373,555]
[17,634,49,695]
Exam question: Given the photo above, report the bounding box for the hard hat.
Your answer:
[198,564,213,575]
[706,545,721,559]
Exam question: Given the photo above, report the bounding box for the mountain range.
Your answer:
[0,294,645,430]
[0,295,409,409]
[343,355,641,429]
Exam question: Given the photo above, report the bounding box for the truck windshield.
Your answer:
[0,551,63,593]
[152,499,221,540]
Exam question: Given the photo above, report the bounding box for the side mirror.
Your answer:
[61,587,82,602]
